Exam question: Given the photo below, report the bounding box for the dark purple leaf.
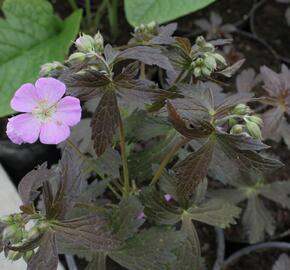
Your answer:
[262,107,285,138]
[91,89,120,157]
[18,163,56,205]
[116,46,173,70]
[174,138,215,199]
[236,68,261,93]
[217,59,245,77]
[53,215,115,252]
[27,233,58,270]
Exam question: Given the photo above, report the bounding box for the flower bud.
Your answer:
[228,118,238,127]
[23,250,34,262]
[201,66,212,77]
[164,194,172,202]
[246,121,262,139]
[40,61,64,77]
[7,250,22,261]
[247,115,263,126]
[75,33,96,53]
[204,54,217,70]
[196,36,207,48]
[230,124,244,135]
[94,31,104,53]
[68,52,86,65]
[193,67,202,78]
[3,225,19,241]
[0,215,13,224]
[232,104,251,115]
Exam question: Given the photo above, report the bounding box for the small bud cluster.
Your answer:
[39,61,65,77]
[229,104,263,139]
[133,21,158,43]
[1,214,47,262]
[191,36,227,78]
[68,31,104,65]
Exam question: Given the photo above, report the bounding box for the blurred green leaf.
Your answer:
[0,0,82,116]
[124,0,215,26]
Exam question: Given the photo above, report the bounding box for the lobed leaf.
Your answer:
[242,196,275,243]
[187,198,241,228]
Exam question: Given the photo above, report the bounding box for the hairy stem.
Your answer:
[140,63,146,79]
[67,0,78,10]
[222,241,290,269]
[91,0,108,30]
[119,118,130,197]
[66,139,87,160]
[85,0,92,27]
[150,137,188,186]
[212,228,225,270]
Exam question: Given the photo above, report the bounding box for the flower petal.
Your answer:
[55,96,82,126]
[6,114,41,144]
[35,77,66,104]
[10,83,40,112]
[39,121,70,144]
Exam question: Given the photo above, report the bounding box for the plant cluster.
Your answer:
[0,19,289,270]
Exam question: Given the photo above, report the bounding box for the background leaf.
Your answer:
[273,254,290,270]
[0,0,82,116]
[124,0,215,26]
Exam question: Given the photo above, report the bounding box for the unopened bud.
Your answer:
[94,31,104,53]
[232,104,251,115]
[230,124,244,135]
[23,250,34,262]
[196,36,207,48]
[247,115,263,126]
[246,121,262,139]
[193,67,202,77]
[68,52,86,65]
[40,61,64,77]
[201,66,212,77]
[3,225,19,241]
[7,250,22,261]
[75,33,96,53]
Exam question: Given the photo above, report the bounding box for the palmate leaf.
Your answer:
[116,46,173,70]
[128,129,179,181]
[109,227,184,270]
[273,254,290,270]
[112,196,145,241]
[140,187,183,225]
[52,215,115,252]
[91,89,121,157]
[260,180,290,209]
[236,68,261,93]
[18,162,56,205]
[0,0,82,116]
[174,137,215,199]
[66,61,169,156]
[209,188,247,205]
[27,233,58,270]
[242,196,275,243]
[187,198,241,228]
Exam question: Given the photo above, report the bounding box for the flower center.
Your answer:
[32,100,57,123]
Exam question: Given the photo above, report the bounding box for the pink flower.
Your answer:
[6,78,81,145]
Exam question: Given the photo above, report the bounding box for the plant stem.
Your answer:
[85,0,92,27]
[107,182,122,199]
[222,241,290,269]
[150,137,188,186]
[107,0,119,40]
[68,0,78,10]
[140,63,146,79]
[65,255,78,270]
[119,118,130,197]
[92,0,108,31]
[213,228,225,270]
[66,139,87,160]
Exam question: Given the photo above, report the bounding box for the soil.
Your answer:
[254,0,290,61]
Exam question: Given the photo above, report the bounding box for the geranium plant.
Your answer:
[0,20,287,270]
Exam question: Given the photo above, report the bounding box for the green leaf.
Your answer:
[0,0,82,116]
[209,188,247,205]
[112,196,145,241]
[52,215,116,252]
[174,137,215,199]
[176,215,201,270]
[242,196,275,243]
[260,180,290,209]
[109,227,184,270]
[140,187,183,225]
[187,198,241,228]
[124,0,215,26]
[27,233,58,270]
